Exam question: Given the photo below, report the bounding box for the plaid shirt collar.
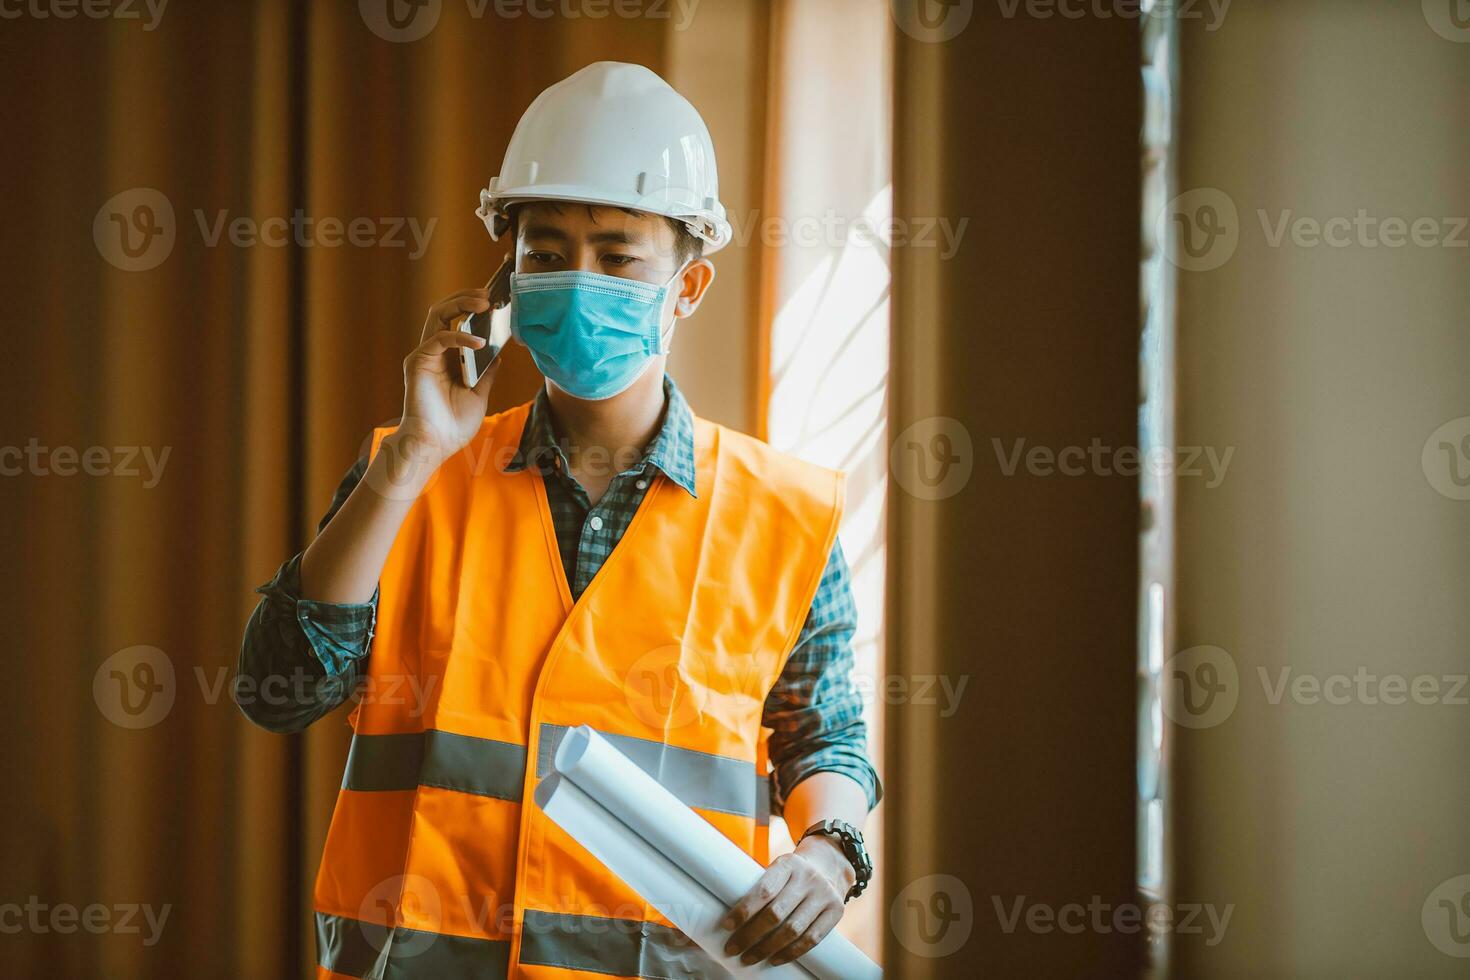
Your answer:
[503,375,698,498]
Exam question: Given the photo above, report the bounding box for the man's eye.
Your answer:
[603,254,638,267]
[526,251,559,264]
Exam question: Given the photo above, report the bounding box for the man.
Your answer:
[237,61,879,979]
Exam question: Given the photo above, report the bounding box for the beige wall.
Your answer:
[887,5,1142,976]
[1173,2,1470,976]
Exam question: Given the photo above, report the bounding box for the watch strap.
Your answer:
[799,819,873,902]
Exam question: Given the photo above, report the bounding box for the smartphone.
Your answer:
[460,255,513,387]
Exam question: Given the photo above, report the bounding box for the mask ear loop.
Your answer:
[657,261,692,354]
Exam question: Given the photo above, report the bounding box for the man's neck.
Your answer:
[543,367,668,502]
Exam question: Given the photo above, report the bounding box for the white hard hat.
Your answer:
[476,61,732,253]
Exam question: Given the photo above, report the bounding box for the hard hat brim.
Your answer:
[482,184,731,253]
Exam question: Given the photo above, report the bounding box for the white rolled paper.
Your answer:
[535,774,806,979]
[533,725,882,980]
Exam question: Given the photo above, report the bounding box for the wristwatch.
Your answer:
[798,819,873,902]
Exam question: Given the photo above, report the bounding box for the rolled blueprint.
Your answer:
[533,725,882,980]
[535,774,807,978]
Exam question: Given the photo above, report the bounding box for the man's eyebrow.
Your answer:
[521,223,570,241]
[588,227,646,246]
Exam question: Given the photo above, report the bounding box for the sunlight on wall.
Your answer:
[756,1,890,956]
[768,183,891,671]
[765,182,891,957]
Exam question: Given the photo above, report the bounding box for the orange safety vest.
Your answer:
[312,401,844,979]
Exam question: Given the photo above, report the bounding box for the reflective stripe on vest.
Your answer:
[311,402,843,978]
[341,724,761,817]
[315,909,726,980]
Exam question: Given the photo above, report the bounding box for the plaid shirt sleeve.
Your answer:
[234,458,376,733]
[762,540,882,815]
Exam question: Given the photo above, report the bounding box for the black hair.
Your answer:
[507,202,705,266]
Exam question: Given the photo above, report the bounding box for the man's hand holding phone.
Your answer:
[392,285,502,480]
[299,267,512,606]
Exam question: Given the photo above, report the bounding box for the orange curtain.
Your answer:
[1,3,665,976]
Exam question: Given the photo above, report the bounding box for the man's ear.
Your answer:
[674,259,716,319]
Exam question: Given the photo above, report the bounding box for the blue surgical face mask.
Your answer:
[510,264,685,401]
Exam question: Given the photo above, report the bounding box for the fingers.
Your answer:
[410,329,485,361]
[724,859,815,963]
[743,894,822,966]
[720,859,793,951]
[420,290,491,340]
[721,854,848,967]
[770,905,842,967]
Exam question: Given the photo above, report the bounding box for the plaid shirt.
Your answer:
[238,378,880,813]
